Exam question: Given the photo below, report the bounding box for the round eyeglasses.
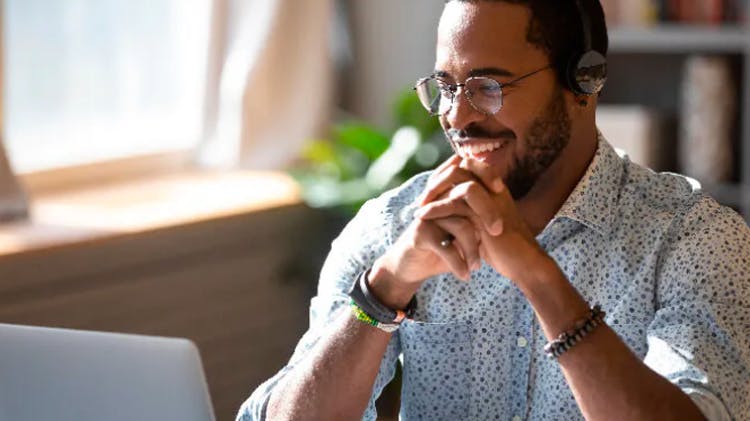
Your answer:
[414,65,552,117]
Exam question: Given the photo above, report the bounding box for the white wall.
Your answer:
[346,0,445,127]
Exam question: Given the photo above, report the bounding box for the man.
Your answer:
[238,0,750,419]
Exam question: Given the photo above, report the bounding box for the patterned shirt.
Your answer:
[238,135,750,420]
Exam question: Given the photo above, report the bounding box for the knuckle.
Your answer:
[449,182,471,199]
[493,180,506,194]
[459,181,475,195]
[445,165,463,178]
[412,218,431,235]
[456,218,474,231]
[464,182,483,200]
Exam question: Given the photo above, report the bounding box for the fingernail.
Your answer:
[472,259,481,270]
[490,220,503,236]
[492,178,505,193]
[414,208,425,218]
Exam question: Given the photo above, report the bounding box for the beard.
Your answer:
[504,88,571,199]
[445,88,572,200]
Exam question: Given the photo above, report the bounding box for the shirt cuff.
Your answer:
[683,387,732,421]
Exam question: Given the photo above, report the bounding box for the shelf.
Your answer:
[609,25,749,53]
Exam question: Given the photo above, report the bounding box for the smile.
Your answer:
[453,140,508,157]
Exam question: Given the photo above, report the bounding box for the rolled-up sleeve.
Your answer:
[644,197,750,420]
[236,180,423,420]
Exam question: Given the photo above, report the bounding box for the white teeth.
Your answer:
[456,142,506,157]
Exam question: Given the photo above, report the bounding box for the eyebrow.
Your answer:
[433,67,515,80]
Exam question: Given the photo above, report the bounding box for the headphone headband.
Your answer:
[575,0,593,52]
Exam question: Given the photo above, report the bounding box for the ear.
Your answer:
[561,88,584,113]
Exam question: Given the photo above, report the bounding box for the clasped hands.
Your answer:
[371,155,552,301]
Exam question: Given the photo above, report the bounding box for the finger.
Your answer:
[433,216,481,275]
[454,181,505,236]
[420,164,478,206]
[433,153,462,175]
[458,159,506,195]
[415,219,472,280]
[419,157,465,205]
[415,196,482,229]
[418,181,504,236]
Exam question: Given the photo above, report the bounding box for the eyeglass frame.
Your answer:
[414,65,553,117]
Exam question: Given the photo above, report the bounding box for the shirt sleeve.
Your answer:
[644,196,750,420]
[235,191,411,421]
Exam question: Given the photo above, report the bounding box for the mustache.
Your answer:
[446,126,516,143]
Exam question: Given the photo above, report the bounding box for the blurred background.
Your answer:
[0,1,748,420]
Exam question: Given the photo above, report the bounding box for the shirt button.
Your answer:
[512,416,523,421]
[517,336,528,348]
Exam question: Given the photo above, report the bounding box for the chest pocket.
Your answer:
[399,320,472,421]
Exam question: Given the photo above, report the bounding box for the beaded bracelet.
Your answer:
[350,300,401,333]
[544,304,606,359]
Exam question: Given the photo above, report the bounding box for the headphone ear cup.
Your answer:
[569,50,608,95]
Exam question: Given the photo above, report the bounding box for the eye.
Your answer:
[472,80,501,97]
[479,84,500,94]
[436,80,455,95]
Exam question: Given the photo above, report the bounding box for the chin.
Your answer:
[458,157,508,191]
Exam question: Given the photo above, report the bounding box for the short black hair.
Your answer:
[446,0,608,90]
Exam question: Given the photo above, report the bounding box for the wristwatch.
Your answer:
[348,268,417,325]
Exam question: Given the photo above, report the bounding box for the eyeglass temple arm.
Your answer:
[504,65,553,86]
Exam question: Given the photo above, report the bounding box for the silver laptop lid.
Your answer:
[0,323,216,421]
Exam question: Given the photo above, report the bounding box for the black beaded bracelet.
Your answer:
[543,305,606,359]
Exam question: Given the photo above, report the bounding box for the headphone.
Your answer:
[567,0,608,95]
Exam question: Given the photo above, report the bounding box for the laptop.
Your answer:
[0,323,216,421]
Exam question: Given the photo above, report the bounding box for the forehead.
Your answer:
[436,1,547,78]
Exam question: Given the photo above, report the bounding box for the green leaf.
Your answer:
[291,86,453,215]
[300,140,352,180]
[296,177,376,210]
[302,140,337,164]
[333,123,390,160]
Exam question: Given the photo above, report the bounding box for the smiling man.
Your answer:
[238,1,750,420]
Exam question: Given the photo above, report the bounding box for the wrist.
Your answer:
[514,252,560,287]
[368,259,420,310]
[516,255,591,338]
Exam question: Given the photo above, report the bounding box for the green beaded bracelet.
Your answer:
[350,300,400,333]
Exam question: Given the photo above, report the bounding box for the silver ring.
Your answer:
[439,234,455,248]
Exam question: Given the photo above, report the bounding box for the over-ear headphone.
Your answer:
[567,0,607,95]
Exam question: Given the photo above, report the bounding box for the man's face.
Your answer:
[436,1,573,200]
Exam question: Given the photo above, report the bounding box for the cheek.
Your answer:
[494,108,534,141]
[500,73,562,134]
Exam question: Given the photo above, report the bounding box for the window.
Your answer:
[4,0,212,173]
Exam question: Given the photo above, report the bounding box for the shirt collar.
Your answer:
[552,132,625,236]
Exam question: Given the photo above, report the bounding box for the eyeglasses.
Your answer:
[414,65,552,117]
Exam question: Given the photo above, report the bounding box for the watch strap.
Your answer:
[348,268,416,325]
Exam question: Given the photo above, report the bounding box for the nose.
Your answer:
[442,85,485,131]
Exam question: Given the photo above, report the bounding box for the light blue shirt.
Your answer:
[238,136,750,420]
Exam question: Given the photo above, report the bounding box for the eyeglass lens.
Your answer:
[416,77,503,116]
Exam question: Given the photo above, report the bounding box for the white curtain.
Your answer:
[197,0,334,170]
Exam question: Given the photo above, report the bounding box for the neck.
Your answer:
[516,124,598,236]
